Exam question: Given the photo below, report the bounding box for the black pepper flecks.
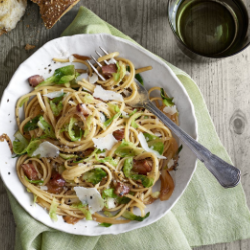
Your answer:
[90,196,93,199]
[7,99,9,102]
[8,172,10,175]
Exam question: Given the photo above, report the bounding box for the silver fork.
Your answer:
[87,47,241,188]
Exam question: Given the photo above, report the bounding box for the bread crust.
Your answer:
[0,0,27,35]
[31,0,80,29]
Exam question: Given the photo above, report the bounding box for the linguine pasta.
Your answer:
[4,52,181,225]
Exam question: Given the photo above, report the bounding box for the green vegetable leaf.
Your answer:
[25,176,44,184]
[130,113,142,129]
[143,132,164,155]
[95,154,117,167]
[57,75,75,84]
[129,174,154,188]
[71,202,87,208]
[99,223,112,227]
[26,140,42,157]
[117,196,131,204]
[82,168,107,185]
[102,188,118,199]
[112,62,126,83]
[49,197,58,222]
[36,76,56,88]
[104,211,114,217]
[123,157,133,178]
[37,116,56,139]
[59,153,76,160]
[108,103,120,113]
[122,211,150,221]
[68,118,83,142]
[103,112,121,128]
[54,65,75,80]
[122,158,154,188]
[129,109,137,117]
[36,65,76,88]
[115,140,143,157]
[51,93,66,104]
[143,132,158,141]
[160,88,174,107]
[82,94,95,104]
[50,100,63,116]
[13,131,29,155]
[135,73,144,86]
[23,115,42,132]
[71,202,92,220]
[102,188,131,204]
[177,145,183,155]
[126,66,144,85]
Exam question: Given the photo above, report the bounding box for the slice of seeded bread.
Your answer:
[0,0,27,35]
[31,0,80,29]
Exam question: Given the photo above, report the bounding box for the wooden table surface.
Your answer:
[1,1,250,250]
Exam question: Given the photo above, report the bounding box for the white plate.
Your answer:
[0,34,198,236]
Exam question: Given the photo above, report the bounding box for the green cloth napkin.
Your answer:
[6,6,250,250]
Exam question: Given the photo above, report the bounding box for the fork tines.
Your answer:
[87,47,117,81]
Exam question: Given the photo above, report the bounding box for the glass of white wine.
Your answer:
[168,0,249,58]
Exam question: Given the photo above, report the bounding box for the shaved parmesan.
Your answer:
[76,73,88,82]
[74,187,104,214]
[106,198,116,209]
[69,55,74,63]
[154,132,162,137]
[163,105,177,115]
[138,132,166,159]
[92,134,118,151]
[32,141,59,158]
[40,186,48,191]
[167,159,175,168]
[121,111,129,118]
[93,85,123,102]
[108,58,116,64]
[43,90,64,99]
[99,112,106,123]
[88,73,98,84]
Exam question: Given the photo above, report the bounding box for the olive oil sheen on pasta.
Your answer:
[176,0,246,57]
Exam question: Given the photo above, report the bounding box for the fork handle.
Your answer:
[144,101,241,188]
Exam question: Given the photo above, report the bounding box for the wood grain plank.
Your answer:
[0,1,250,250]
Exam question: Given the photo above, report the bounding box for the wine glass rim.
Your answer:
[166,0,250,59]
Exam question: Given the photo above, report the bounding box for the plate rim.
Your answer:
[0,33,198,236]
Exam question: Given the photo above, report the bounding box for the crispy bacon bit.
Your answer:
[113,129,125,141]
[63,215,81,225]
[47,171,66,194]
[72,54,91,61]
[28,75,44,87]
[132,159,153,175]
[102,64,117,77]
[76,103,89,117]
[0,134,13,154]
[115,182,130,197]
[21,164,39,180]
